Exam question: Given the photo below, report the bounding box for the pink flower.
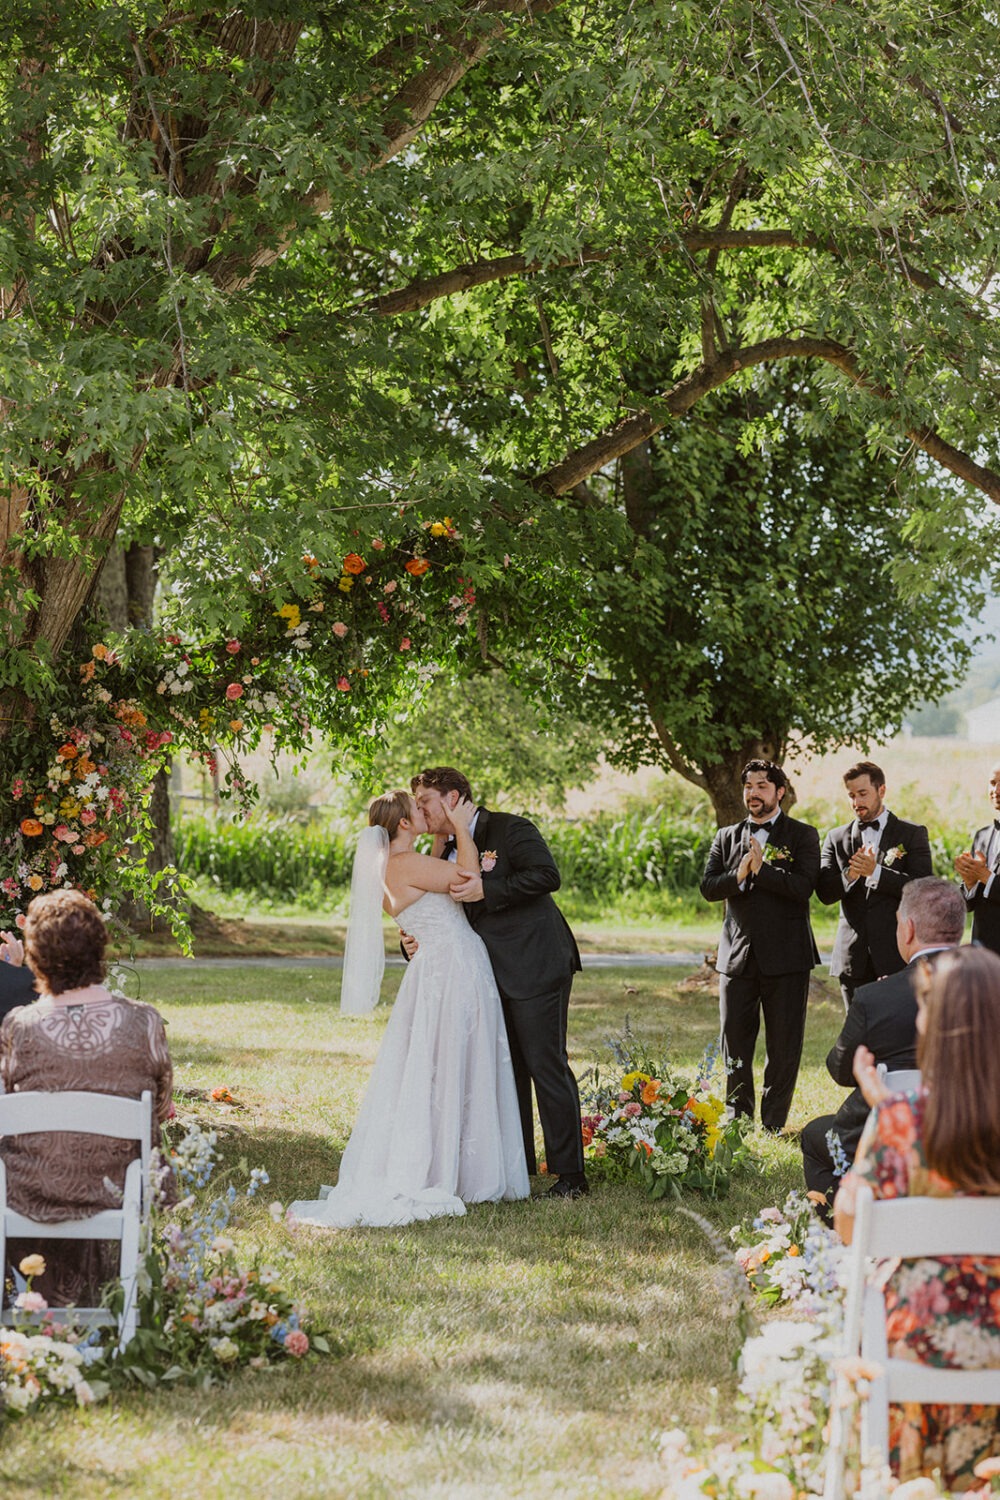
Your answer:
[371,538,385,551]
[332,622,348,638]
[73,845,85,856]
[16,1290,48,1313]
[336,677,350,692]
[80,809,97,826]
[15,914,26,930]
[399,637,411,651]
[283,1330,309,1357]
[225,639,241,654]
[225,683,244,701]
[383,580,397,595]
[53,824,77,844]
[622,1101,642,1118]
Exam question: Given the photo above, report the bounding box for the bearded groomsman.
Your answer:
[954,761,1000,954]
[816,760,933,1010]
[700,760,820,1132]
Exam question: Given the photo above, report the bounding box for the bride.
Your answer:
[290,789,530,1227]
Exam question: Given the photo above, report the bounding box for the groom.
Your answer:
[410,767,587,1200]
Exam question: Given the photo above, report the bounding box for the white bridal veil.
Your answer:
[340,824,389,1015]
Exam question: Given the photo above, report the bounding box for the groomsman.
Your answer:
[954,761,1000,953]
[816,760,932,1010]
[700,760,820,1132]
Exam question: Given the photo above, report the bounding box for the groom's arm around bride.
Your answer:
[411,768,588,1199]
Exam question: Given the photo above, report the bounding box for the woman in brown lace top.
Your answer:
[1,889,173,1307]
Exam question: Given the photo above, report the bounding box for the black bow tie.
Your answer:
[993,820,1000,832]
[857,820,879,832]
[442,837,456,854]
[749,819,776,833]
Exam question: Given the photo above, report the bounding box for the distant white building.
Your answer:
[965,697,1000,743]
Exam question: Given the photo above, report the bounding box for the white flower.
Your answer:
[735,1475,794,1500]
[210,1337,240,1363]
[892,1482,942,1500]
[211,1235,235,1254]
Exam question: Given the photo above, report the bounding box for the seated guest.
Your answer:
[801,876,963,1221]
[834,946,1000,1492]
[0,928,36,1024]
[0,889,173,1308]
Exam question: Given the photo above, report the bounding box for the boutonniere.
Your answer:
[763,844,792,865]
[480,849,498,872]
[883,844,906,867]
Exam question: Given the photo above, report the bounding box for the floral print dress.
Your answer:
[853,1090,1000,1490]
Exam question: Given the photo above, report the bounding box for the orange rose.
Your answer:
[581,1124,593,1147]
[404,558,430,577]
[58,742,78,760]
[91,642,109,661]
[342,552,366,575]
[20,818,44,837]
[642,1081,661,1105]
[83,830,109,848]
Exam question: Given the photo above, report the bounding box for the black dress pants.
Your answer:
[719,960,810,1130]
[499,977,583,1177]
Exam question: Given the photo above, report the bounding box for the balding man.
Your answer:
[801,876,964,1221]
[954,762,1000,955]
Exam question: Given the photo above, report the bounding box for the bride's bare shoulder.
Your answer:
[386,849,453,893]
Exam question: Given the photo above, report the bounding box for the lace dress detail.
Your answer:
[290,893,529,1228]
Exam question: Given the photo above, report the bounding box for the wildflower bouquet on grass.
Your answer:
[730,1189,848,1312]
[113,1121,327,1388]
[578,1027,747,1200]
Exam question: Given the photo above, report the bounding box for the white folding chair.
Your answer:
[0,1090,152,1350]
[824,1182,1000,1497]
[875,1065,922,1093]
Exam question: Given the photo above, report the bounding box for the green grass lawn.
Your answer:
[0,965,848,1498]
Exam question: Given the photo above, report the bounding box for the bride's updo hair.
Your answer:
[368,789,414,840]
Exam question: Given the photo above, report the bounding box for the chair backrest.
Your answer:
[881,1068,922,1093]
[0,1090,152,1194]
[854,1179,1000,1260]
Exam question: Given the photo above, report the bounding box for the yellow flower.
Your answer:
[620,1070,650,1092]
[18,1254,46,1278]
[429,521,448,537]
[276,603,301,630]
[338,576,354,593]
[27,875,44,892]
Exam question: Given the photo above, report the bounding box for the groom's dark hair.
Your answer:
[740,758,788,792]
[411,766,474,802]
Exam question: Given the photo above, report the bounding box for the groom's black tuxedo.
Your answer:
[700,809,820,1129]
[449,808,583,1177]
[816,812,932,1000]
[962,822,1000,954]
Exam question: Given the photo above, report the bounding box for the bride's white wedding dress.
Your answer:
[290,891,530,1228]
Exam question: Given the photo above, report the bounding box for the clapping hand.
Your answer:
[737,838,764,885]
[847,844,878,882]
[0,930,24,966]
[954,849,990,890]
[852,1043,889,1109]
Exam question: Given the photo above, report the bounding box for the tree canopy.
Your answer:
[1,2,998,909]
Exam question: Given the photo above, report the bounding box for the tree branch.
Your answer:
[530,336,1000,504]
[361,227,963,317]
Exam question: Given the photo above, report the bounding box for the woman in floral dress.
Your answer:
[834,946,1000,1490]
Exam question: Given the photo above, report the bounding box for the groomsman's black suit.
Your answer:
[700,810,820,1129]
[801,959,922,1216]
[816,813,932,1005]
[446,808,583,1177]
[961,821,1000,954]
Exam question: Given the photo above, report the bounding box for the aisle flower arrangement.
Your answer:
[0,1122,325,1415]
[730,1189,848,1313]
[578,1029,747,1199]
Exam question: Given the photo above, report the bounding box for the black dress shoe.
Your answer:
[546,1176,589,1200]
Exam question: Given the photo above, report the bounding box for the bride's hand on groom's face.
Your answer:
[446,795,476,830]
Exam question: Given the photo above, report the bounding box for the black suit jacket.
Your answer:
[815,812,933,979]
[699,810,820,977]
[0,961,35,1023]
[823,959,922,1157]
[963,823,1000,954]
[457,808,581,1001]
